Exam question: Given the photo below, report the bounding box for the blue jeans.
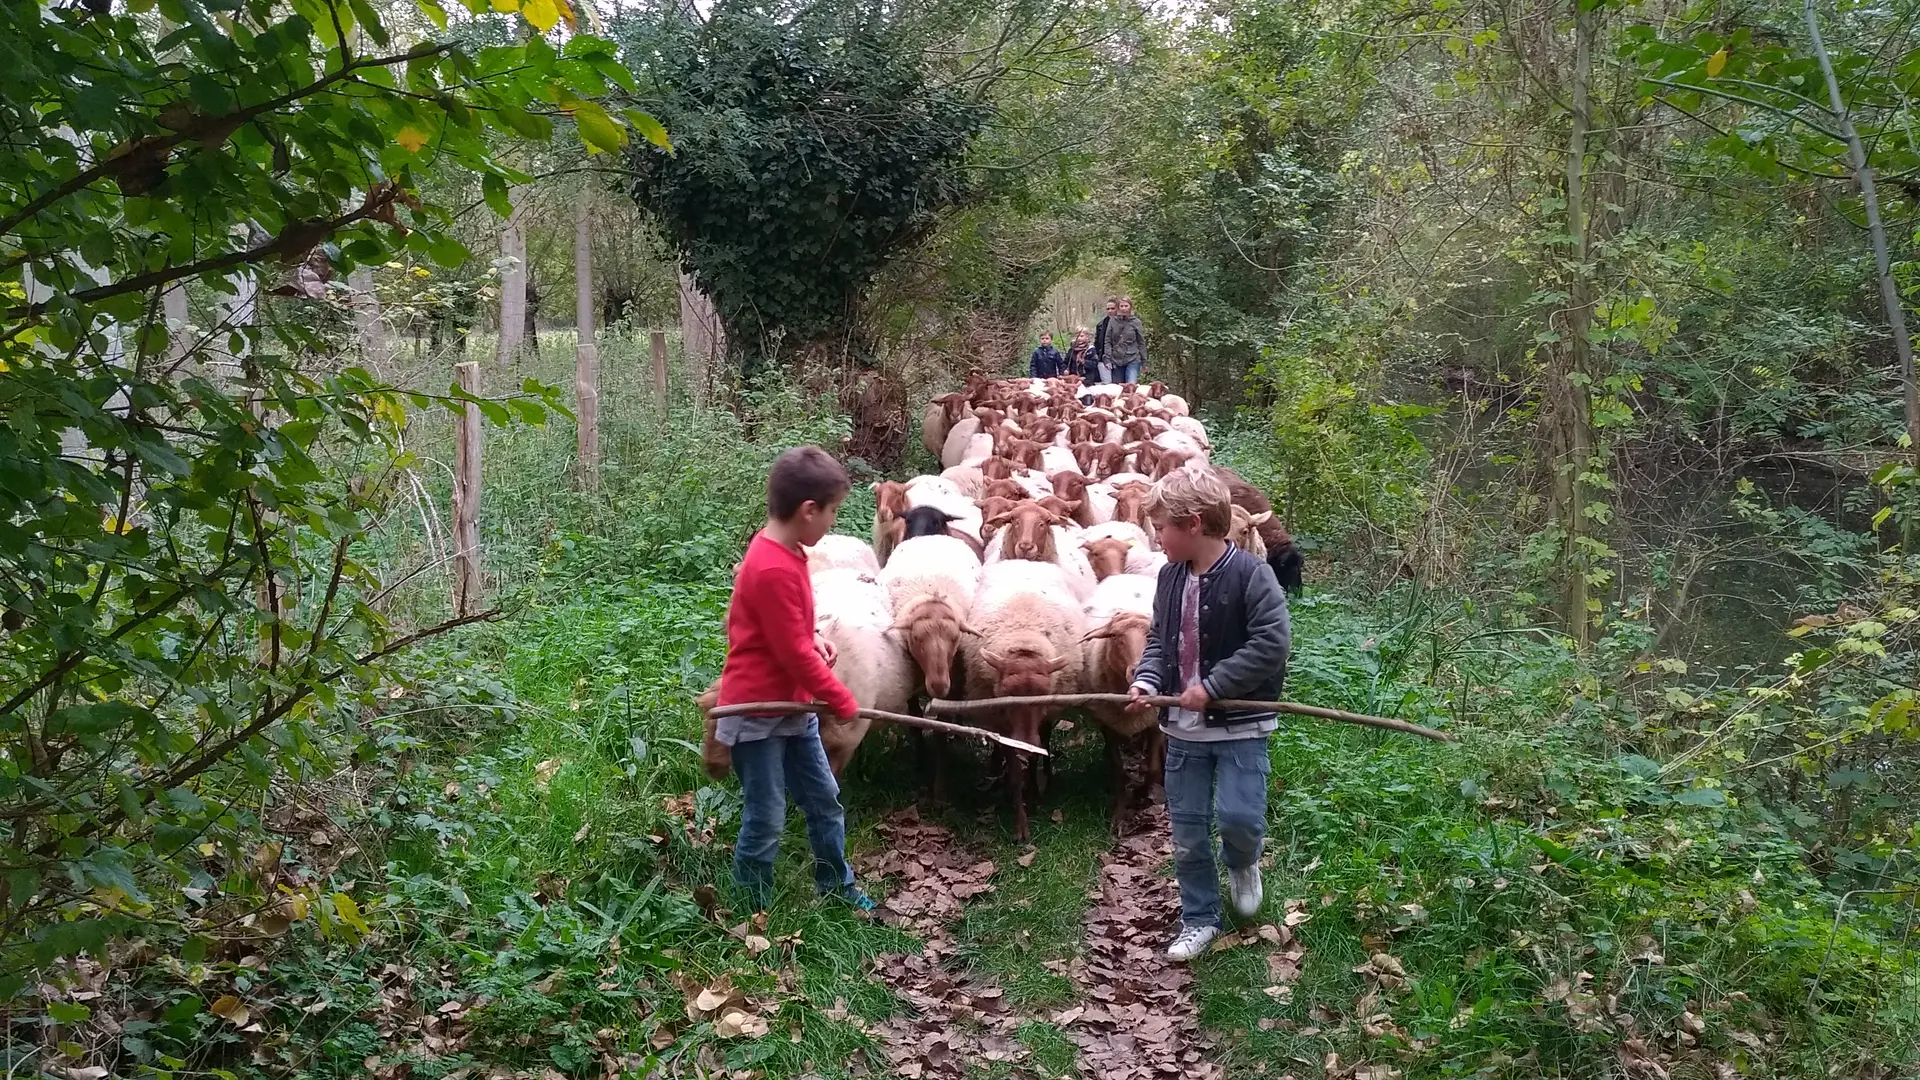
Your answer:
[730,716,854,904]
[1164,735,1271,928]
[1114,360,1141,385]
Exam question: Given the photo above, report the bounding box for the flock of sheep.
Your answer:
[709,375,1302,840]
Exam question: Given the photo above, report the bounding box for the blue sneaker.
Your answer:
[828,886,878,913]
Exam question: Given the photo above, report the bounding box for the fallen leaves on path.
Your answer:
[862,808,1030,1079]
[1060,805,1221,1080]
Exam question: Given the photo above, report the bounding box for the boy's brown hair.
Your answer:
[1146,467,1232,538]
[767,446,850,520]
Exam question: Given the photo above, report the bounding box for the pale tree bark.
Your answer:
[574,184,600,487]
[348,267,388,366]
[162,284,191,368]
[1806,0,1920,470]
[679,271,724,406]
[496,186,529,366]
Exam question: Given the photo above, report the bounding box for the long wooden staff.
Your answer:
[924,694,1454,743]
[706,701,1050,756]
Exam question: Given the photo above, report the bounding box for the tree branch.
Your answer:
[0,41,450,241]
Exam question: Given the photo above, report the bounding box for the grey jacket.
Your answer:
[1104,314,1147,367]
[1130,546,1292,727]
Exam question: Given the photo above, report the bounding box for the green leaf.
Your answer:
[1671,786,1726,807]
[414,0,448,28]
[47,1001,91,1024]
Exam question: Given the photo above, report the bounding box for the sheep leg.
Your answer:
[1145,728,1166,804]
[1103,728,1130,834]
[1010,751,1030,842]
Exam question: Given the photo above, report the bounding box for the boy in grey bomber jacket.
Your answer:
[1126,469,1291,960]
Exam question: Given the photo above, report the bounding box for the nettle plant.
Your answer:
[0,0,656,993]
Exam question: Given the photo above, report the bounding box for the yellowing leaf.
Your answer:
[210,994,251,1028]
[395,126,429,154]
[522,0,558,31]
[1706,49,1728,77]
[332,892,371,936]
[573,101,625,155]
[552,0,576,30]
[626,109,672,152]
[488,0,518,11]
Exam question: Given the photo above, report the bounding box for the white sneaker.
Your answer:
[1165,923,1220,961]
[1229,865,1264,918]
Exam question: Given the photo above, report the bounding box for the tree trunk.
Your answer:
[348,267,387,366]
[162,283,191,369]
[1557,0,1598,648]
[1806,0,1920,471]
[574,187,600,488]
[496,186,529,366]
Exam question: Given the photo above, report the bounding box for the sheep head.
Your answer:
[986,501,1064,563]
[982,478,1029,503]
[1111,482,1153,532]
[935,392,970,424]
[1083,612,1150,692]
[1081,536,1132,580]
[979,456,1015,481]
[1148,381,1167,397]
[1001,437,1046,469]
[872,480,911,518]
[1048,471,1089,510]
[893,596,972,698]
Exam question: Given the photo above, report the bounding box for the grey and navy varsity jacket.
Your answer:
[1130,546,1292,727]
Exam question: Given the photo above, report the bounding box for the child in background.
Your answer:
[1029,331,1065,378]
[715,447,874,912]
[1126,468,1291,959]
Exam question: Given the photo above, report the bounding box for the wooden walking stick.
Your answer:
[923,694,1455,743]
[706,701,1050,756]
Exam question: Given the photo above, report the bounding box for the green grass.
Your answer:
[140,373,1918,1080]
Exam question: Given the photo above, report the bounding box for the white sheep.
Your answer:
[809,569,914,775]
[876,534,982,699]
[1039,444,1082,477]
[964,560,1088,840]
[1010,469,1055,500]
[1159,393,1190,417]
[806,533,880,577]
[939,464,986,500]
[1079,572,1162,825]
[1170,415,1211,450]
[940,416,983,469]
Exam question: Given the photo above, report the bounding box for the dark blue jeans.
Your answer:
[730,716,853,905]
[1114,360,1142,385]
[1164,734,1271,928]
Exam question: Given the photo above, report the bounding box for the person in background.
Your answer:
[1029,331,1065,378]
[715,447,875,914]
[1107,296,1148,385]
[1064,326,1099,383]
[1093,298,1117,368]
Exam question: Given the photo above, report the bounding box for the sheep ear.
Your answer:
[1080,626,1114,642]
[1251,510,1273,525]
[981,648,1008,670]
[960,622,983,637]
[1043,654,1070,673]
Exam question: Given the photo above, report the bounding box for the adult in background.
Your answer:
[1092,298,1117,370]
[1107,296,1147,385]
[1029,331,1066,378]
[1064,326,1101,383]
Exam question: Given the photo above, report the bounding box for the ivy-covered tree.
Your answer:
[617,0,989,374]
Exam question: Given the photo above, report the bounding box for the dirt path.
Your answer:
[1056,806,1221,1080]
[858,804,1246,1080]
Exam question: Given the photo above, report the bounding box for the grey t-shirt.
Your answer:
[716,711,815,746]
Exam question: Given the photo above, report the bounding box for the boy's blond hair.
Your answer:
[1146,467,1232,538]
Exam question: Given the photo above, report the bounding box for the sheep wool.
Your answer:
[805,533,880,578]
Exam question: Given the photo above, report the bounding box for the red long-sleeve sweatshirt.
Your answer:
[717,531,860,720]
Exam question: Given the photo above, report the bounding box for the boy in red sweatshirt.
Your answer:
[716,446,873,911]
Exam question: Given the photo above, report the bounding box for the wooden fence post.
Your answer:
[650,329,669,406]
[453,361,483,615]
